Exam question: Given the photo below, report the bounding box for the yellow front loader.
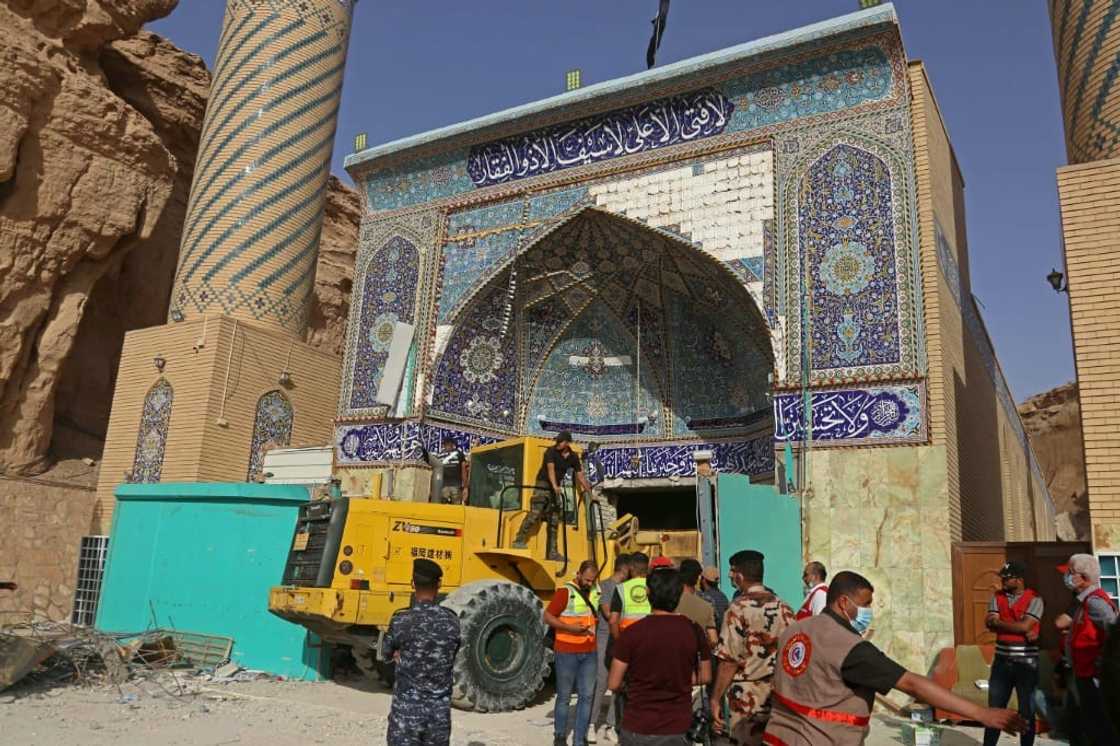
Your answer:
[269,436,642,711]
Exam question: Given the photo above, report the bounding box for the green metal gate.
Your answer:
[714,474,802,608]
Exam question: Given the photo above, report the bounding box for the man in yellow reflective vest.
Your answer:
[545,560,600,746]
[609,552,652,640]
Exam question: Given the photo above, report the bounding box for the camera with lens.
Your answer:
[686,705,712,744]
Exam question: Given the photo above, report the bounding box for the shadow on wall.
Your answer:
[954,367,1004,541]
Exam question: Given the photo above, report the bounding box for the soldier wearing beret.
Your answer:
[384,558,462,745]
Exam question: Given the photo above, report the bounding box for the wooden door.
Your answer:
[952,542,1006,645]
[952,541,1091,647]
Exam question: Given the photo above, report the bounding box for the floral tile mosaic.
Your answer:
[799,143,900,371]
[339,210,442,420]
[348,235,419,411]
[130,378,173,484]
[247,390,293,480]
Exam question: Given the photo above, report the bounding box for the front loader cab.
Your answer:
[465,437,611,583]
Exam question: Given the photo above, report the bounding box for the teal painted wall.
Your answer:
[96,483,327,680]
[716,474,803,608]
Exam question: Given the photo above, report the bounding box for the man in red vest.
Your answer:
[1057,553,1118,746]
[982,561,1043,746]
[796,562,827,621]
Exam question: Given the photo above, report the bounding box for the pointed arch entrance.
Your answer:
[429,208,774,446]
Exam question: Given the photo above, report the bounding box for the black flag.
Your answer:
[646,0,670,69]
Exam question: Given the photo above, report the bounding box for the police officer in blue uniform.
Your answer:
[384,558,462,745]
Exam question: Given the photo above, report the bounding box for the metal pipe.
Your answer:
[217,319,239,422]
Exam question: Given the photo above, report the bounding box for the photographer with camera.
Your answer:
[608,566,711,745]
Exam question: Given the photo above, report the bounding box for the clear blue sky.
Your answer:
[150,1,1073,402]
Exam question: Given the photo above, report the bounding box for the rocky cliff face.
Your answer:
[0,0,359,476]
[1018,382,1089,541]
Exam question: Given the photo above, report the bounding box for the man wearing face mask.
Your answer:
[982,561,1042,746]
[709,550,795,745]
[764,571,1024,745]
[1055,554,1118,746]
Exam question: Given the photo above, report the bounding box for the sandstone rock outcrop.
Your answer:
[1018,382,1089,541]
[0,0,360,476]
[307,176,360,357]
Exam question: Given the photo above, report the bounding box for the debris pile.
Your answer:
[0,613,275,696]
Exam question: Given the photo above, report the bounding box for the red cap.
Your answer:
[650,556,674,569]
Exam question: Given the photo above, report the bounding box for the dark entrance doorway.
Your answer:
[611,485,696,530]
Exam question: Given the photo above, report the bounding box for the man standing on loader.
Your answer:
[384,558,461,746]
[513,431,592,561]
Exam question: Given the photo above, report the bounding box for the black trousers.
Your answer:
[983,655,1037,746]
[1076,675,1120,746]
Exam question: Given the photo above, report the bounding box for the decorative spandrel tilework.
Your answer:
[430,283,518,430]
[526,302,663,438]
[356,38,899,214]
[130,379,173,484]
[467,90,734,187]
[666,290,771,436]
[247,390,294,480]
[587,148,774,314]
[526,186,591,221]
[365,150,473,212]
[724,46,892,132]
[349,235,420,410]
[773,383,924,444]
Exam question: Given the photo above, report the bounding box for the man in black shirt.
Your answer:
[512,431,591,560]
[438,437,468,504]
[765,571,1023,744]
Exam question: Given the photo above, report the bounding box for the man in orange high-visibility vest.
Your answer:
[545,560,600,746]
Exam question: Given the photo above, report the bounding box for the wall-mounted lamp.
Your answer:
[153,355,166,372]
[1047,268,1068,293]
[278,370,292,387]
[170,308,184,322]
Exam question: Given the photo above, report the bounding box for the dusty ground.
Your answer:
[0,673,1066,745]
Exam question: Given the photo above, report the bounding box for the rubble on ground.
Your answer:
[0,613,281,694]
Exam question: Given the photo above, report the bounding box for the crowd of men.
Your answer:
[540,552,1028,746]
[384,430,1118,746]
[383,546,1118,746]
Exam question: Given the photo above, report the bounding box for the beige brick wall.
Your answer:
[1057,156,1120,550]
[910,62,1055,542]
[93,316,341,532]
[910,61,959,539]
[0,476,98,621]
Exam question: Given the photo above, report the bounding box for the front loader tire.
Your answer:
[442,580,551,712]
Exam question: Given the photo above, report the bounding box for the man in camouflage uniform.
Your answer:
[708,550,795,746]
[383,558,462,746]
